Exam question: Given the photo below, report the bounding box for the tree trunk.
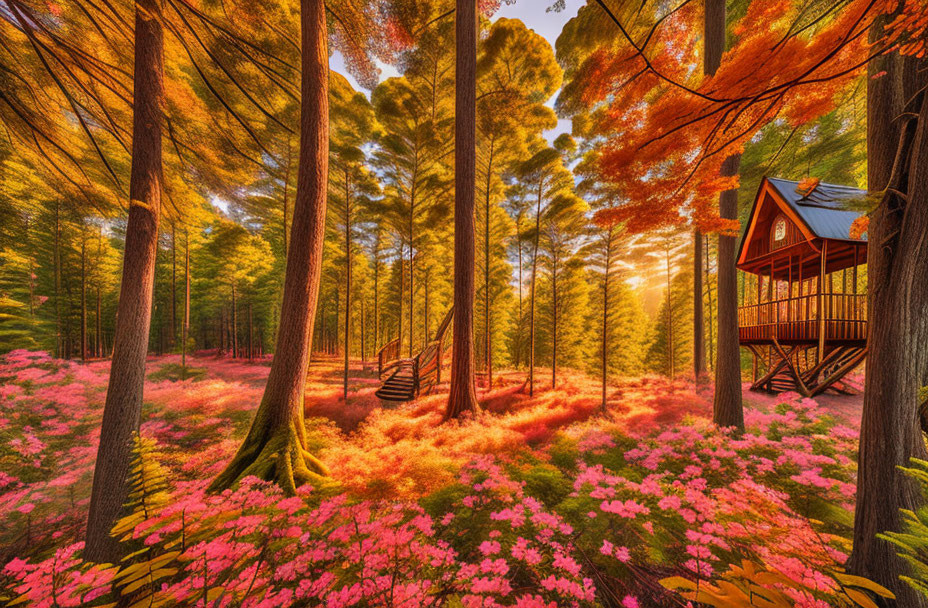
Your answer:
[552,252,558,389]
[344,168,351,401]
[484,138,494,390]
[374,236,380,350]
[81,235,87,363]
[528,182,542,397]
[666,246,674,378]
[706,0,744,431]
[445,0,479,420]
[182,229,190,373]
[693,229,705,380]
[848,42,928,607]
[516,211,523,369]
[601,227,612,411]
[210,0,329,494]
[712,154,744,429]
[231,284,238,358]
[170,222,176,348]
[54,199,61,358]
[248,302,254,361]
[85,0,164,562]
[705,235,714,370]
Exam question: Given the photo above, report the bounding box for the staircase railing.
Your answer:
[375,306,454,398]
[377,338,401,379]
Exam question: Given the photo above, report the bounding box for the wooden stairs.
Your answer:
[374,307,453,402]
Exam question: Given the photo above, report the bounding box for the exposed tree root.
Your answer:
[209,407,328,495]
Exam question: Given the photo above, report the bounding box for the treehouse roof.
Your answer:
[764,177,868,242]
[737,177,868,278]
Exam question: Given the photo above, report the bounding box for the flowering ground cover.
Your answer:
[0,350,884,607]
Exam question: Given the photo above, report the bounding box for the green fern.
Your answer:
[109,434,180,608]
[879,458,928,600]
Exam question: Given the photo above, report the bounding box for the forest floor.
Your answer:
[0,349,874,607]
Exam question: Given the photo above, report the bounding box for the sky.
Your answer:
[329,0,586,143]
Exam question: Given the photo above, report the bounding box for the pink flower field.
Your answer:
[0,350,881,607]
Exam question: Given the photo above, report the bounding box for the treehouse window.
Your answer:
[773,217,787,245]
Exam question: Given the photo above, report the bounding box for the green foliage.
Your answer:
[880,459,928,600]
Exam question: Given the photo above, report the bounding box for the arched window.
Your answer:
[771,215,788,249]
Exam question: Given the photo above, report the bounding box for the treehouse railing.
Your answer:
[738,293,867,343]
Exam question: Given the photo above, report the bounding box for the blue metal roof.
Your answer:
[766,177,868,242]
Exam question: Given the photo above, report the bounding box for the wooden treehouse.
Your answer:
[374,307,454,402]
[737,177,868,397]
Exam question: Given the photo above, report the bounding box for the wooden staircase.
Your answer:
[374,307,453,402]
[376,365,417,401]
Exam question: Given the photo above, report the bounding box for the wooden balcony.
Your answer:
[738,293,867,345]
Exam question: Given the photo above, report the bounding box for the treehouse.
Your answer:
[737,177,868,397]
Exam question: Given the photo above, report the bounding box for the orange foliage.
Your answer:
[796,177,821,196]
[571,0,879,235]
[849,215,870,240]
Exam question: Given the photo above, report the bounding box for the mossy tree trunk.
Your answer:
[210,0,330,494]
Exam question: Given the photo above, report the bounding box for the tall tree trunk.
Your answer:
[170,222,176,348]
[85,0,164,562]
[848,39,928,607]
[693,229,705,380]
[551,253,558,389]
[374,238,380,350]
[248,302,254,361]
[210,0,329,494]
[484,138,494,389]
[231,284,238,358]
[706,0,744,430]
[601,227,612,411]
[80,234,87,362]
[182,229,190,373]
[54,199,61,358]
[283,138,292,255]
[705,235,714,370]
[528,182,542,397]
[515,211,523,369]
[343,168,351,400]
[445,0,479,420]
[666,246,674,378]
[399,243,404,351]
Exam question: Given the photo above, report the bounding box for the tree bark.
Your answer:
[706,0,744,431]
[693,229,705,380]
[80,234,87,363]
[848,41,928,607]
[85,0,164,562]
[170,222,176,348]
[666,245,674,378]
[182,229,190,373]
[602,227,612,411]
[484,138,494,390]
[344,168,351,400]
[445,0,479,420]
[551,252,558,389]
[210,0,329,494]
[231,284,238,358]
[528,182,542,397]
[705,235,714,370]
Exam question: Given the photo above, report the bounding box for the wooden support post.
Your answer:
[817,241,827,362]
